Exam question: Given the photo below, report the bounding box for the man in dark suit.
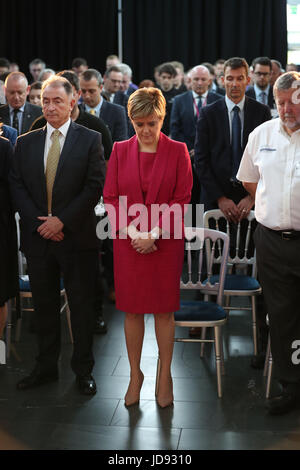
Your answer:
[80,69,128,142]
[171,65,222,153]
[195,57,272,361]
[10,76,106,395]
[195,57,271,216]
[103,66,128,107]
[246,57,275,109]
[171,65,222,228]
[0,72,42,135]
[102,65,134,137]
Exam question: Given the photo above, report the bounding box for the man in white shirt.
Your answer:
[237,71,300,415]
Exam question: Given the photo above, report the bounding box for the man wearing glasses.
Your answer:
[246,57,275,109]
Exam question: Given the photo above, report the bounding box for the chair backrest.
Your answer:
[203,209,257,273]
[182,227,229,305]
[15,212,26,276]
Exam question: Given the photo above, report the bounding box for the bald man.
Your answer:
[0,72,42,135]
[170,65,222,153]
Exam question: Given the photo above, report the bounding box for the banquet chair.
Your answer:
[14,213,73,344]
[263,316,273,398]
[155,227,229,398]
[203,209,261,356]
[4,300,13,360]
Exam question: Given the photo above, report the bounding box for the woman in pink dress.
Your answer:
[103,88,193,408]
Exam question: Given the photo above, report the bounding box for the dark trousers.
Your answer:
[26,243,98,377]
[254,224,300,385]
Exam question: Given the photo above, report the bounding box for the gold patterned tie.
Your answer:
[89,109,96,115]
[45,129,61,215]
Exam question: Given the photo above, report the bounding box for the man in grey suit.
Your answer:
[0,72,42,135]
[80,69,128,142]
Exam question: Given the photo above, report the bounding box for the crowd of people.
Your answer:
[0,52,300,415]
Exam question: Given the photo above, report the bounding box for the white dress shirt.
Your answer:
[44,119,71,170]
[237,118,300,230]
[192,90,208,115]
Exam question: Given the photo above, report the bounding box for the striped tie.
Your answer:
[45,129,61,216]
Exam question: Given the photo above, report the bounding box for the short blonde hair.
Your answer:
[127,87,166,121]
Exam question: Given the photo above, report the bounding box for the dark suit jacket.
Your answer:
[194,96,272,209]
[126,84,137,96]
[0,102,42,135]
[9,121,106,256]
[81,101,128,142]
[245,85,275,109]
[113,91,129,109]
[170,90,222,150]
[112,91,135,137]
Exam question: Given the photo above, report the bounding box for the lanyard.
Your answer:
[193,96,207,117]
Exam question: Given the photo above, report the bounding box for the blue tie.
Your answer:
[260,91,267,105]
[197,96,202,111]
[231,105,242,180]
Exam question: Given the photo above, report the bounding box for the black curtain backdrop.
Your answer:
[0,0,118,78]
[0,0,287,83]
[123,0,287,83]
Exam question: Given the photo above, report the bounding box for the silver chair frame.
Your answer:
[156,227,229,398]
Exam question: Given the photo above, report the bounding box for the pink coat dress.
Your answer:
[103,132,193,314]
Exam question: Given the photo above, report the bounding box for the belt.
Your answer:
[263,225,300,240]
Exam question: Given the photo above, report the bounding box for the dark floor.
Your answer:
[1,295,300,451]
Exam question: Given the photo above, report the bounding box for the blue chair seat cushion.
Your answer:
[175,300,226,322]
[19,276,65,292]
[204,274,260,291]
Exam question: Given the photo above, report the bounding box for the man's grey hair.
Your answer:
[39,68,55,81]
[274,71,300,93]
[118,63,132,78]
[81,69,103,86]
[41,75,73,96]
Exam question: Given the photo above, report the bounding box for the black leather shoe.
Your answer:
[76,374,97,395]
[266,392,298,415]
[94,314,107,334]
[17,370,58,390]
[250,353,266,370]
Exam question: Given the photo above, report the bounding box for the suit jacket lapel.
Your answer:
[128,135,144,204]
[220,100,230,146]
[188,91,195,120]
[2,105,10,126]
[145,133,170,205]
[22,103,32,134]
[35,127,48,209]
[55,121,79,180]
[243,97,252,149]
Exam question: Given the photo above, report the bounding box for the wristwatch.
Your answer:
[150,228,159,239]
